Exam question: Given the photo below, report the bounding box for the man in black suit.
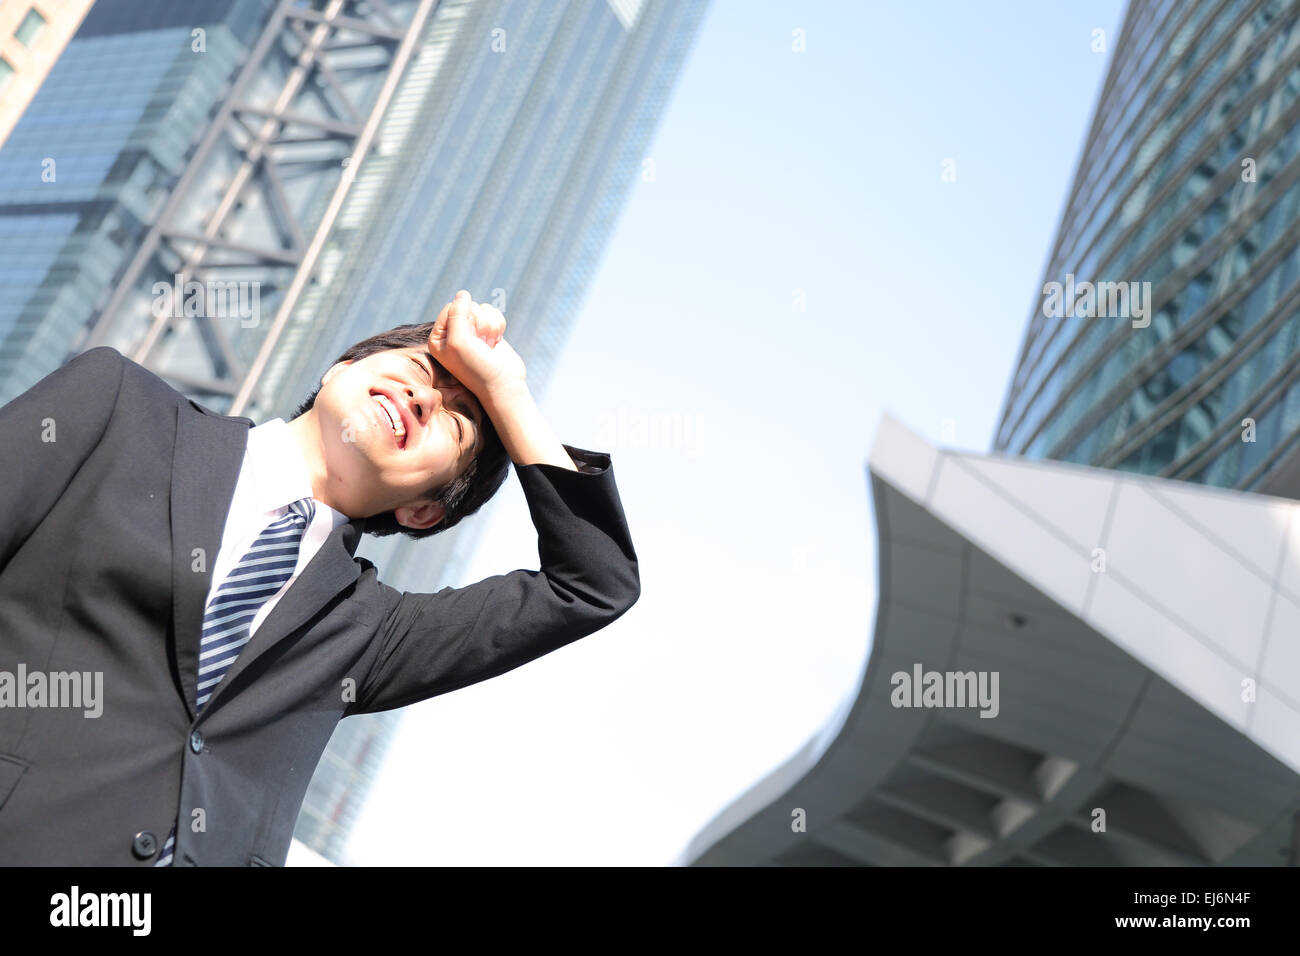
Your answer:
[0,290,639,866]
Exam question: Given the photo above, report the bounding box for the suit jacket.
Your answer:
[0,346,639,865]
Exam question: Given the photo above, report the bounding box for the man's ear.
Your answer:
[321,359,353,387]
[393,498,445,531]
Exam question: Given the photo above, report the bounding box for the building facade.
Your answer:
[0,1,96,151]
[682,416,1300,866]
[0,0,273,405]
[995,0,1300,495]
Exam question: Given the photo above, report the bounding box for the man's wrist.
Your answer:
[480,377,531,416]
[478,380,577,471]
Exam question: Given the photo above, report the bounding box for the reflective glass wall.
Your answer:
[995,0,1300,493]
[0,0,272,405]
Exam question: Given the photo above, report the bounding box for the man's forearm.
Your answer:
[481,382,578,471]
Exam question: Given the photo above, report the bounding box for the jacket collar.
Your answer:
[168,400,367,723]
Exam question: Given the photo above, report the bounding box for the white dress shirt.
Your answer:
[206,418,351,637]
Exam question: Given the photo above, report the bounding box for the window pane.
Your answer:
[15,8,46,47]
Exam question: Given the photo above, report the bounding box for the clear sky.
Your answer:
[342,0,1125,865]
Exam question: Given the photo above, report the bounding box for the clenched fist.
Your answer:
[428,290,527,401]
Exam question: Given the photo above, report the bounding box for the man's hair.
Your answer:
[289,322,511,540]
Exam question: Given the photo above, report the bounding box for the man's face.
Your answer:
[311,346,484,528]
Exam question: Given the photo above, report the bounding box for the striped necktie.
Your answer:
[154,496,315,867]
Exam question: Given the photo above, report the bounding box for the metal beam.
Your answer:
[230,0,437,414]
[286,7,406,41]
[78,0,435,408]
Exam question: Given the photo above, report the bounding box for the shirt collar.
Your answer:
[246,418,350,530]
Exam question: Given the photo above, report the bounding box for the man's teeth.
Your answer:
[373,394,406,438]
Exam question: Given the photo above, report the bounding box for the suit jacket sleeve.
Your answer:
[347,445,640,715]
[0,347,123,572]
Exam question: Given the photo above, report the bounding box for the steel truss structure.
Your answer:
[78,0,437,414]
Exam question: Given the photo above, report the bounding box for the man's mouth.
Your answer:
[371,392,407,448]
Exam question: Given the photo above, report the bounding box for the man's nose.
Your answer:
[405,382,442,421]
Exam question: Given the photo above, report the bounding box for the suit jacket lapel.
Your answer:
[170,403,368,721]
[169,404,251,722]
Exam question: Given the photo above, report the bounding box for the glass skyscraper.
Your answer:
[0,1,98,151]
[0,0,274,405]
[995,0,1300,495]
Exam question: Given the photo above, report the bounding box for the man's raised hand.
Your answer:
[427,290,576,471]
[428,290,526,401]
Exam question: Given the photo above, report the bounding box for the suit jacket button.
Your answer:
[190,730,203,753]
[132,831,158,859]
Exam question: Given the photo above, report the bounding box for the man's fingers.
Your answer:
[430,295,457,344]
[433,290,472,348]
[470,303,494,342]
[433,292,507,366]
[430,304,448,344]
[470,302,506,342]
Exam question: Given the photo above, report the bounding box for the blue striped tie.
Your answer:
[155,496,315,867]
